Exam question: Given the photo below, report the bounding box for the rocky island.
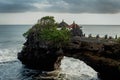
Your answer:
[18,16,120,80]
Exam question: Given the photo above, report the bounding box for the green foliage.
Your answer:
[23,24,41,38]
[23,16,58,38]
[40,26,71,48]
[23,16,71,48]
[37,16,58,29]
[40,16,55,24]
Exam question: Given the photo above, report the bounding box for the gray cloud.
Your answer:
[0,0,120,13]
[46,0,120,13]
[0,0,40,12]
[0,3,37,13]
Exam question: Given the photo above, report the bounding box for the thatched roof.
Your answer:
[58,20,69,28]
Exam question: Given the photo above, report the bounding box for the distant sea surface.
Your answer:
[82,25,120,37]
[0,25,119,80]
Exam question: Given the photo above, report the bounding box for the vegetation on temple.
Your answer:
[41,27,70,48]
[23,16,71,48]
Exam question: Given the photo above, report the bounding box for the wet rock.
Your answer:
[18,47,63,71]
[64,39,120,80]
[34,69,61,80]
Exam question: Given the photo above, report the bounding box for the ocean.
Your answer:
[0,25,119,80]
[82,25,120,38]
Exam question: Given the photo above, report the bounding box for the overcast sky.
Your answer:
[0,0,120,25]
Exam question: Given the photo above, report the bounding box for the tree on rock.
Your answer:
[24,16,70,49]
[39,16,54,24]
[18,16,71,71]
[41,26,71,48]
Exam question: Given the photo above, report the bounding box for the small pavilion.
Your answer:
[58,20,69,28]
[68,21,82,29]
[69,21,83,37]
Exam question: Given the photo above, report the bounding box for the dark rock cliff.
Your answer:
[63,36,120,80]
[18,34,120,80]
[18,27,64,71]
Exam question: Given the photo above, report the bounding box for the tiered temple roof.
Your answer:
[58,20,69,28]
[68,21,82,29]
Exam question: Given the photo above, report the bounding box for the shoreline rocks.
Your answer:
[18,47,64,71]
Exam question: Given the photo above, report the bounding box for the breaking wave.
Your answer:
[60,57,99,80]
[0,48,21,63]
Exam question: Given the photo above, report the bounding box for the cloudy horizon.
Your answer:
[0,0,120,25]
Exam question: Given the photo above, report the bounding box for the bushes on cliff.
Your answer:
[23,16,71,48]
[41,27,70,48]
[23,16,57,38]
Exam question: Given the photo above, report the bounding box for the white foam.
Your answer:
[0,48,21,63]
[60,57,99,80]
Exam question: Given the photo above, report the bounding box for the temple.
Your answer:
[68,21,82,29]
[58,20,69,28]
[59,21,83,37]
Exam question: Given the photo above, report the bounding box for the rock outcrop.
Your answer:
[18,33,120,80]
[18,27,64,71]
[18,47,63,71]
[18,16,120,80]
[64,36,120,80]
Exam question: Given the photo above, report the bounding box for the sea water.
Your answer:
[0,25,119,80]
[82,25,120,37]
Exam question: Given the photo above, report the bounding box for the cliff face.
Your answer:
[18,47,63,71]
[64,36,120,80]
[18,30,64,71]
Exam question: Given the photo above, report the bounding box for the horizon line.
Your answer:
[0,24,120,26]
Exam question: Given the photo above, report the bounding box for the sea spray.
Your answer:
[0,48,21,62]
[59,57,99,80]
[0,56,99,80]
